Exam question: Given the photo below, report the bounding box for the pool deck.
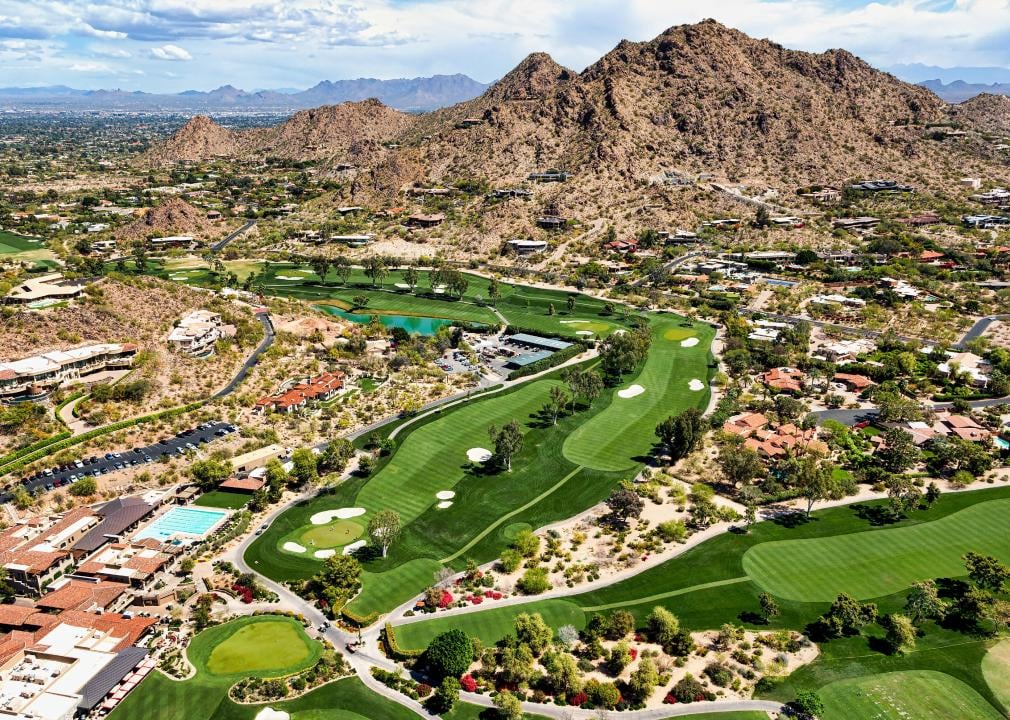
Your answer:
[132,505,231,545]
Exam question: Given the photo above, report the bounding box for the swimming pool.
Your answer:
[134,506,229,543]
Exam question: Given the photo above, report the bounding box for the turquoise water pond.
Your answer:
[316,305,453,336]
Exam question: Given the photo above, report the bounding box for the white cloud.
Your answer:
[69,61,111,72]
[91,44,131,58]
[150,43,191,61]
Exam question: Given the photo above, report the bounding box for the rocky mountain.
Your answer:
[949,93,1010,135]
[148,20,1009,200]
[920,79,1010,103]
[0,75,488,113]
[113,197,226,244]
[144,116,241,164]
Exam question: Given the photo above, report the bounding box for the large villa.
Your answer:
[0,344,138,403]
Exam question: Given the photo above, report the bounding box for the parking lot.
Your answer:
[3,420,237,503]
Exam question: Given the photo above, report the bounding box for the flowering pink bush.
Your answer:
[460,675,477,692]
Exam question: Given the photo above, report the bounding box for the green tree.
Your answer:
[604,487,644,528]
[311,256,331,285]
[365,256,388,287]
[815,593,877,637]
[606,610,636,640]
[317,438,354,475]
[351,295,369,309]
[545,385,568,425]
[627,657,659,702]
[965,551,1010,592]
[487,276,500,305]
[12,485,34,511]
[784,455,851,518]
[69,477,97,496]
[883,613,917,654]
[718,443,764,486]
[759,592,780,622]
[655,408,707,460]
[367,510,401,557]
[904,580,947,624]
[876,427,921,473]
[566,294,576,313]
[542,651,582,696]
[426,629,473,679]
[429,677,460,713]
[499,644,535,684]
[333,255,352,285]
[493,690,522,720]
[790,691,824,719]
[646,606,680,647]
[605,640,632,675]
[306,555,361,613]
[189,458,231,491]
[290,447,318,484]
[488,420,524,471]
[403,265,419,292]
[517,609,557,654]
[511,528,540,558]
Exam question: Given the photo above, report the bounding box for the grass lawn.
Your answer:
[982,639,1010,712]
[195,490,250,509]
[0,230,56,265]
[818,670,1004,720]
[391,487,1010,715]
[111,615,320,720]
[394,599,585,650]
[301,520,363,548]
[206,619,315,675]
[443,703,555,720]
[563,314,715,471]
[743,498,1010,601]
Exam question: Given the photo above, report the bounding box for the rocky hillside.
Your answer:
[144,115,240,163]
[114,197,227,244]
[949,93,1010,136]
[146,20,1005,197]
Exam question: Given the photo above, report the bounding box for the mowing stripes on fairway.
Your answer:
[818,670,1004,720]
[439,465,584,563]
[743,499,1010,601]
[982,639,1010,712]
[579,576,750,612]
[562,317,713,472]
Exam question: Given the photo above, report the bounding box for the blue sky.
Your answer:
[1,1,1010,91]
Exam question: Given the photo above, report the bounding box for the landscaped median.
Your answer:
[0,401,204,477]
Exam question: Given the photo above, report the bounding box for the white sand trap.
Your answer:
[688,379,706,391]
[560,320,589,324]
[310,507,365,525]
[394,283,410,289]
[255,709,289,720]
[467,447,493,463]
[283,542,307,553]
[617,384,645,399]
[436,491,456,500]
[314,549,336,559]
[680,337,699,347]
[343,540,366,555]
[576,330,594,336]
[437,501,454,509]
[276,275,306,280]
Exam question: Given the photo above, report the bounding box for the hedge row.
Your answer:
[0,401,205,477]
[507,342,587,381]
[383,623,424,659]
[341,606,382,627]
[0,431,73,474]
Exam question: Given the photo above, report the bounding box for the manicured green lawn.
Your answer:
[195,490,250,509]
[818,670,1004,720]
[0,230,44,253]
[394,599,585,650]
[743,498,1010,601]
[982,639,1010,712]
[111,616,320,720]
[206,618,315,675]
[443,703,555,720]
[301,520,363,548]
[563,314,715,471]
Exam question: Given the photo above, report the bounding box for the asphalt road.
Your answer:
[213,311,275,399]
[956,314,1010,349]
[4,421,237,502]
[210,219,256,253]
[814,394,1010,426]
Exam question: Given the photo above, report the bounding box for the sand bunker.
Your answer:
[436,491,456,500]
[560,320,589,324]
[255,709,289,720]
[680,337,700,347]
[688,379,706,391]
[467,447,493,463]
[576,330,594,336]
[437,501,454,509]
[617,384,645,398]
[343,540,366,555]
[283,542,306,553]
[310,508,365,525]
[314,549,336,559]
[276,275,306,280]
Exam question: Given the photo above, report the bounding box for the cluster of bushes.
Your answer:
[370,667,431,701]
[231,649,349,702]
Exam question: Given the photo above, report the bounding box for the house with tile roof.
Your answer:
[254,371,344,414]
[0,510,100,596]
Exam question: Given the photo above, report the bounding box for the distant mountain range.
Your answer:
[0,75,490,113]
[917,79,1010,103]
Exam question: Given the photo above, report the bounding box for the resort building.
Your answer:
[35,580,130,615]
[254,371,345,414]
[0,510,100,596]
[70,497,158,562]
[167,310,233,357]
[75,540,176,590]
[3,274,87,306]
[0,344,138,402]
[506,239,548,255]
[231,444,286,473]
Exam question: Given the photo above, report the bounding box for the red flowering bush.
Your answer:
[570,692,588,706]
[629,648,638,660]
[460,675,477,692]
[416,683,433,698]
[664,693,677,704]
[438,590,453,608]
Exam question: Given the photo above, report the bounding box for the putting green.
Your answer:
[206,617,316,675]
[819,670,1003,720]
[743,498,1010,602]
[983,639,1010,712]
[301,520,363,548]
[562,316,713,472]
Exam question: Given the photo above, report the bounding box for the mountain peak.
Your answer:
[487,52,574,101]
